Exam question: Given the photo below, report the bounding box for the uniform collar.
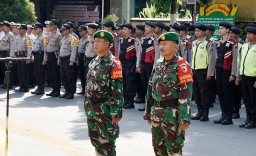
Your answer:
[95,52,111,64]
[158,54,178,63]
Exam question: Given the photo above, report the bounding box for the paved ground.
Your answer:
[0,86,256,156]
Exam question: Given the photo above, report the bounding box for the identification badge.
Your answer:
[128,39,132,42]
[226,42,230,47]
[148,40,152,44]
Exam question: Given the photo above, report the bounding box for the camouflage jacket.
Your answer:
[144,55,193,125]
[84,52,124,119]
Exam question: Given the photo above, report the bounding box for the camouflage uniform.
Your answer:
[144,55,193,156]
[84,52,123,156]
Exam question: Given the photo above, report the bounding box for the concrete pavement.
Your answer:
[0,86,255,156]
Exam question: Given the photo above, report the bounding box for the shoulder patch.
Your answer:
[71,36,79,47]
[111,57,123,79]
[27,37,33,48]
[177,58,193,85]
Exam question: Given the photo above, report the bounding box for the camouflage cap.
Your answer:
[158,32,179,44]
[93,30,114,42]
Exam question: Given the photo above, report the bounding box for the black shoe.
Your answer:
[52,92,60,97]
[35,90,44,95]
[65,94,74,99]
[244,122,256,129]
[59,92,69,98]
[31,89,39,94]
[29,85,35,88]
[232,112,240,119]
[76,90,85,95]
[123,102,134,109]
[134,97,145,103]
[214,115,226,124]
[46,90,55,96]
[191,113,202,120]
[239,120,250,128]
[200,115,209,122]
[221,118,233,125]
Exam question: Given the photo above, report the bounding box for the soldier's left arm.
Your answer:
[177,60,193,125]
[231,43,238,77]
[109,58,124,119]
[206,41,216,77]
[70,36,78,62]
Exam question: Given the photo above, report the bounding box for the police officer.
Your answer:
[137,21,158,111]
[230,26,242,119]
[144,32,192,156]
[179,24,192,64]
[77,25,88,95]
[14,24,31,92]
[134,25,145,105]
[84,30,123,156]
[58,24,78,99]
[0,21,15,88]
[214,22,238,125]
[154,22,165,61]
[30,22,46,95]
[206,25,217,107]
[43,19,62,97]
[236,25,256,129]
[190,24,215,122]
[84,23,98,82]
[66,21,79,39]
[103,21,119,56]
[119,23,140,109]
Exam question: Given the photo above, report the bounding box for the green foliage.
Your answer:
[139,2,157,18]
[0,0,36,24]
[151,0,183,14]
[103,14,119,27]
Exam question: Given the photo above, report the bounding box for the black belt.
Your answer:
[90,97,109,103]
[59,55,70,61]
[15,51,27,57]
[32,50,44,55]
[78,53,85,56]
[154,99,178,108]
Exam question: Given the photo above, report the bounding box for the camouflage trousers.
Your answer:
[87,117,119,156]
[151,107,185,156]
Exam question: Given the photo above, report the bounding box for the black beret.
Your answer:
[122,23,133,29]
[136,25,145,31]
[145,21,155,28]
[61,24,70,30]
[188,25,195,31]
[246,26,256,34]
[230,26,241,34]
[163,25,170,32]
[2,21,10,27]
[206,25,215,31]
[171,24,180,32]
[219,22,232,29]
[18,24,27,30]
[196,24,207,31]
[179,24,187,31]
[34,22,44,29]
[87,23,98,29]
[79,25,87,31]
[103,21,114,28]
[155,22,165,29]
[66,22,74,28]
[49,19,58,25]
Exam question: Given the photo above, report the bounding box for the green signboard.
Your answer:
[198,4,238,38]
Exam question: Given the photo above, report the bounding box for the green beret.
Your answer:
[93,30,114,42]
[158,32,179,44]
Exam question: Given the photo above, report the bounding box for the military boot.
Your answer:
[123,100,134,109]
[232,109,240,119]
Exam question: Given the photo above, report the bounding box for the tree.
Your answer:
[0,0,36,24]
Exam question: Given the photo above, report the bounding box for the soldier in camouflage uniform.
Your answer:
[84,30,123,156]
[144,32,193,156]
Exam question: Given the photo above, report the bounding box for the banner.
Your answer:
[198,4,238,38]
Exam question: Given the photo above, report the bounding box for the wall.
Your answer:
[213,0,256,22]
